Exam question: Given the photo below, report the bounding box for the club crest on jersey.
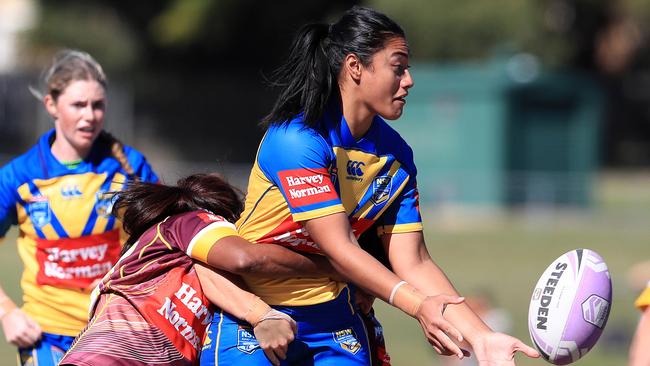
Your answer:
[95,192,114,218]
[27,197,50,228]
[237,326,260,354]
[371,176,392,205]
[333,328,361,354]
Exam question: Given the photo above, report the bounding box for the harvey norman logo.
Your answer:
[278,168,338,207]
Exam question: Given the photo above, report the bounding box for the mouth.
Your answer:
[394,93,408,104]
[77,126,97,138]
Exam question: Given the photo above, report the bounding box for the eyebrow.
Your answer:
[390,51,409,59]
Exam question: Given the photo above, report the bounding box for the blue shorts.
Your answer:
[17,332,75,366]
[200,286,372,366]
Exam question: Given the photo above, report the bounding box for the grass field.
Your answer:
[0,172,648,365]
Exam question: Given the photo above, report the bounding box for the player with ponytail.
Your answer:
[202,6,540,366]
[0,49,158,365]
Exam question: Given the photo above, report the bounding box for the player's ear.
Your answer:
[343,53,362,83]
[44,95,58,120]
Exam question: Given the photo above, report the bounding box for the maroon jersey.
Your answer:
[60,210,238,366]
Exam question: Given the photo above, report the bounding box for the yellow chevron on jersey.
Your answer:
[237,106,423,306]
[15,172,125,238]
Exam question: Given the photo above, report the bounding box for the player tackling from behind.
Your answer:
[60,173,342,365]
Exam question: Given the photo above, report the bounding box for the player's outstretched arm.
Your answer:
[203,234,340,279]
[384,231,540,365]
[195,264,296,366]
[629,305,650,366]
[304,212,467,359]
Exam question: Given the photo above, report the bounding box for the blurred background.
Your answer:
[1,0,650,364]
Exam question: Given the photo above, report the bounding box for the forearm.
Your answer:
[630,307,650,366]
[395,258,491,343]
[206,236,336,278]
[0,284,17,319]
[304,216,406,303]
[243,244,336,278]
[195,264,264,321]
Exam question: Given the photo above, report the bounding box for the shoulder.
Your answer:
[374,118,416,171]
[0,134,50,187]
[259,117,332,167]
[118,144,148,165]
[263,117,328,150]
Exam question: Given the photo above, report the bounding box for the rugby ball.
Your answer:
[528,249,611,365]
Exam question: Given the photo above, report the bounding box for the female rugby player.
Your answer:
[201,6,540,366]
[0,50,158,365]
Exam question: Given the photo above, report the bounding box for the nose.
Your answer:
[82,104,95,121]
[402,69,414,89]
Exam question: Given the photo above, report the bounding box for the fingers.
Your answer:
[514,340,541,358]
[261,347,280,366]
[433,329,464,359]
[440,295,465,305]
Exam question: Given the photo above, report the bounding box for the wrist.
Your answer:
[242,295,272,327]
[0,296,17,321]
[389,281,426,317]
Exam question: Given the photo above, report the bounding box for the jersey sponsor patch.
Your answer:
[35,229,122,288]
[236,325,260,354]
[371,176,392,205]
[333,328,362,355]
[278,168,338,208]
[149,270,214,360]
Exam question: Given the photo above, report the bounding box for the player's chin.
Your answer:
[380,107,405,121]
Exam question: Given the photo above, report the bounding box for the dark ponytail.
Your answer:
[261,6,405,128]
[113,173,243,251]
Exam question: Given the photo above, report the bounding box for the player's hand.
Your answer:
[1,308,42,348]
[472,331,540,365]
[415,294,470,359]
[253,309,297,366]
[354,288,376,315]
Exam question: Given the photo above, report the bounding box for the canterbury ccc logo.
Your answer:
[347,161,365,177]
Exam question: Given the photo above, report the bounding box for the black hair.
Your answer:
[261,6,405,128]
[113,173,243,252]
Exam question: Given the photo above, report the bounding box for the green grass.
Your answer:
[0,172,648,365]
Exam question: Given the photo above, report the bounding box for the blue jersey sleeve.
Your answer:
[0,163,18,239]
[377,176,423,235]
[258,122,344,221]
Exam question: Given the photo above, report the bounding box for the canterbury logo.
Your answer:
[61,185,82,198]
[346,161,365,177]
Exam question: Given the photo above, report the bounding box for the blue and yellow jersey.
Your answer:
[237,106,422,306]
[0,129,158,336]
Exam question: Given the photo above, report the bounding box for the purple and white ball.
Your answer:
[528,249,612,365]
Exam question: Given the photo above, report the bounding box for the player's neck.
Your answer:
[51,138,89,162]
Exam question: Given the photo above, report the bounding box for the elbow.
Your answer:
[229,250,259,274]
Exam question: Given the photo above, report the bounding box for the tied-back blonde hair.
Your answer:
[32,49,135,177]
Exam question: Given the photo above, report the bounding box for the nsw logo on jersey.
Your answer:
[27,196,51,228]
[278,168,338,208]
[333,328,361,354]
[371,176,392,205]
[236,325,260,354]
